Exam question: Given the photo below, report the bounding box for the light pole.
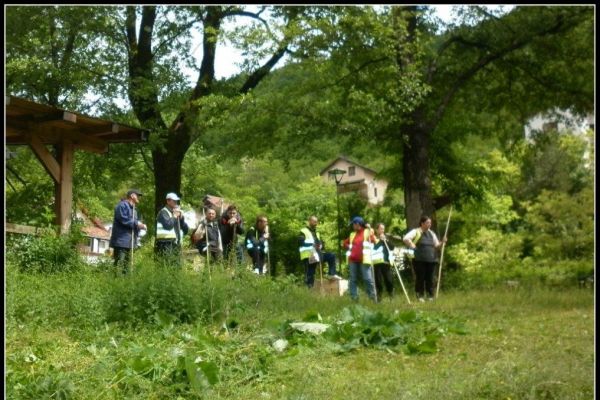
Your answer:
[328,168,346,267]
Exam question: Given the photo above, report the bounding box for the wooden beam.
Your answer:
[26,133,61,183]
[55,140,74,234]
[5,222,54,236]
[87,123,120,136]
[60,129,108,154]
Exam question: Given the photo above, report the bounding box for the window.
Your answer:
[348,166,355,176]
[374,187,378,198]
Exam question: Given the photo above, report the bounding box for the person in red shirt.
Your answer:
[343,216,377,302]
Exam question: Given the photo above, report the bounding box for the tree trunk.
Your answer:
[402,119,437,231]
[152,126,191,215]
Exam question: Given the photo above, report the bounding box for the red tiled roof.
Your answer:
[81,225,111,240]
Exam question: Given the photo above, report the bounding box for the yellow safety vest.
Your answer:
[346,228,373,265]
[371,240,388,264]
[299,227,321,260]
[156,207,177,240]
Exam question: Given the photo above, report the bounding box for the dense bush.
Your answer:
[105,261,226,325]
[7,231,85,274]
[5,263,112,328]
[442,257,594,290]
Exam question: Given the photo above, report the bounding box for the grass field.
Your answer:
[5,263,595,399]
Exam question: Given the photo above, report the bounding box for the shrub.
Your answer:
[105,262,225,325]
[5,263,112,328]
[8,231,84,274]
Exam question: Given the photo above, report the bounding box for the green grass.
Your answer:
[5,261,594,399]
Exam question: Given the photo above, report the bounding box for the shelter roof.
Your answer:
[5,95,147,153]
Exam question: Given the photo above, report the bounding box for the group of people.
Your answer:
[109,189,447,302]
[342,215,447,303]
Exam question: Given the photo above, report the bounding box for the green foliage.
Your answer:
[7,231,85,274]
[5,263,112,328]
[518,130,593,201]
[5,255,594,399]
[523,187,594,260]
[7,368,76,400]
[106,263,223,325]
[5,147,56,226]
[318,305,466,354]
[448,228,524,273]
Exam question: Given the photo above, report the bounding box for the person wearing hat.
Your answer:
[343,216,377,302]
[109,189,147,274]
[155,192,189,266]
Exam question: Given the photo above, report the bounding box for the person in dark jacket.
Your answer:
[109,189,147,274]
[372,223,395,300]
[220,205,245,265]
[155,192,189,267]
[245,215,269,275]
[192,206,223,262]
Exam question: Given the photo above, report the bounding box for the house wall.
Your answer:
[321,159,388,205]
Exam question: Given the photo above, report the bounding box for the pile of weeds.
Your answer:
[280,305,468,355]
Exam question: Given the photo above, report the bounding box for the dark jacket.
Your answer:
[245,226,269,266]
[110,200,140,249]
[156,207,189,245]
[195,220,222,252]
[220,214,244,248]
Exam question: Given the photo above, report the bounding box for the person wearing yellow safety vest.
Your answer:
[155,192,189,266]
[342,216,377,302]
[299,215,342,288]
[372,223,395,300]
[403,215,447,302]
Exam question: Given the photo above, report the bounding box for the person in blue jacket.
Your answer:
[109,189,147,274]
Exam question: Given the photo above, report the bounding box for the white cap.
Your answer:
[166,192,180,201]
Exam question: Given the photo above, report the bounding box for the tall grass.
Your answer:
[5,256,594,400]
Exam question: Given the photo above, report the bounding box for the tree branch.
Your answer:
[191,7,223,100]
[60,26,77,70]
[139,145,154,172]
[330,57,390,88]
[6,163,28,186]
[430,12,570,130]
[223,7,274,39]
[238,9,304,94]
[6,176,17,192]
[240,44,288,94]
[155,19,200,55]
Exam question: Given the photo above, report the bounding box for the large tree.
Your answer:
[206,6,594,228]
[121,6,304,215]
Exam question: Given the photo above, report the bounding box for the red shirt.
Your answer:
[344,228,374,263]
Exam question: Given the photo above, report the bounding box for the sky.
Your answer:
[186,5,512,81]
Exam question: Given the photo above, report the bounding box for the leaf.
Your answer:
[197,361,220,385]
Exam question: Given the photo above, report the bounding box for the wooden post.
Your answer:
[54,140,74,234]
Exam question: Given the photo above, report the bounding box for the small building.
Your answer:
[320,156,388,205]
[524,109,594,138]
[74,208,112,263]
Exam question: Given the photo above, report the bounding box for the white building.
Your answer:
[320,156,388,205]
[524,109,594,138]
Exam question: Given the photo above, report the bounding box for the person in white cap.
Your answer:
[155,192,189,266]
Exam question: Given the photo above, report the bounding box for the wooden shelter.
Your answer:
[5,95,148,234]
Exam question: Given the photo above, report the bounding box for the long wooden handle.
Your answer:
[436,206,453,297]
